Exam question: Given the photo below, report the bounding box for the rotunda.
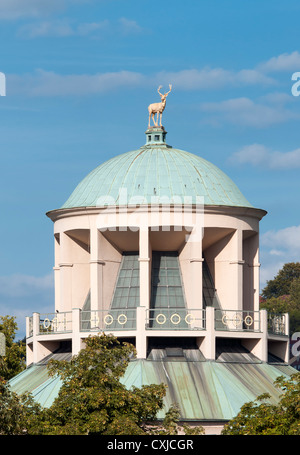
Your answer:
[10,101,294,433]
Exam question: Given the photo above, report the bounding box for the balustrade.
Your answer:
[26,308,288,337]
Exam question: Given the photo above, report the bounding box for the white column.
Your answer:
[253,262,261,313]
[229,230,244,311]
[90,228,104,312]
[59,232,73,312]
[54,234,61,312]
[139,228,150,309]
[137,228,150,360]
[189,230,203,309]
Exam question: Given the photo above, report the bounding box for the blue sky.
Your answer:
[0,0,300,339]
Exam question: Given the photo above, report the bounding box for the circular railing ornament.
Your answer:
[222,314,228,326]
[185,313,195,325]
[244,315,253,327]
[232,312,242,327]
[43,318,51,329]
[156,313,167,325]
[104,314,113,325]
[170,313,181,325]
[117,314,127,325]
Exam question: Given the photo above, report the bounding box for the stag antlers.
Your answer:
[158,84,172,97]
[148,84,172,128]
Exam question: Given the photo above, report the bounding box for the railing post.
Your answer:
[32,312,40,364]
[200,306,215,360]
[136,306,147,359]
[26,316,32,338]
[259,309,268,362]
[284,312,289,336]
[72,308,82,357]
[32,312,40,336]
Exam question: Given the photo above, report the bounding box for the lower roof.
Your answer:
[9,348,296,422]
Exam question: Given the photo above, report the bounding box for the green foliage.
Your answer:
[261,295,300,334]
[290,277,300,307]
[0,316,26,381]
[29,334,167,435]
[0,333,205,435]
[149,404,205,435]
[222,372,300,435]
[0,378,41,435]
[260,263,300,334]
[261,262,300,299]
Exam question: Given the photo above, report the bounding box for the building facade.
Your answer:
[10,123,294,433]
[26,126,290,365]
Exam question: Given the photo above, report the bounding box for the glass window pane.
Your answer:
[150,252,186,311]
[111,253,140,310]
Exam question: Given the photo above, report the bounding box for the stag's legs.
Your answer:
[148,111,163,127]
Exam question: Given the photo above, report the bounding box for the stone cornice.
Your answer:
[46,204,267,223]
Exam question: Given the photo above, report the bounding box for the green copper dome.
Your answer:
[61,128,253,209]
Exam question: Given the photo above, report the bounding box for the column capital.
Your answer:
[190,257,204,263]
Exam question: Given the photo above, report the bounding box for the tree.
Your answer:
[149,404,205,435]
[222,372,300,435]
[0,316,26,381]
[1,333,204,435]
[260,264,300,334]
[29,334,167,435]
[29,334,205,435]
[261,262,300,300]
[290,276,300,307]
[0,378,41,435]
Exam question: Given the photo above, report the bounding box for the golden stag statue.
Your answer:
[148,84,172,128]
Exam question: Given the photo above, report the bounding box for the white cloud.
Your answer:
[260,226,300,288]
[0,273,54,339]
[18,19,109,38]
[258,51,300,73]
[17,16,144,39]
[118,17,143,35]
[261,226,300,253]
[0,273,53,298]
[19,19,74,38]
[259,91,294,105]
[156,67,275,90]
[200,97,296,127]
[8,66,277,98]
[230,143,300,170]
[9,69,145,96]
[0,0,86,20]
[77,20,109,36]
